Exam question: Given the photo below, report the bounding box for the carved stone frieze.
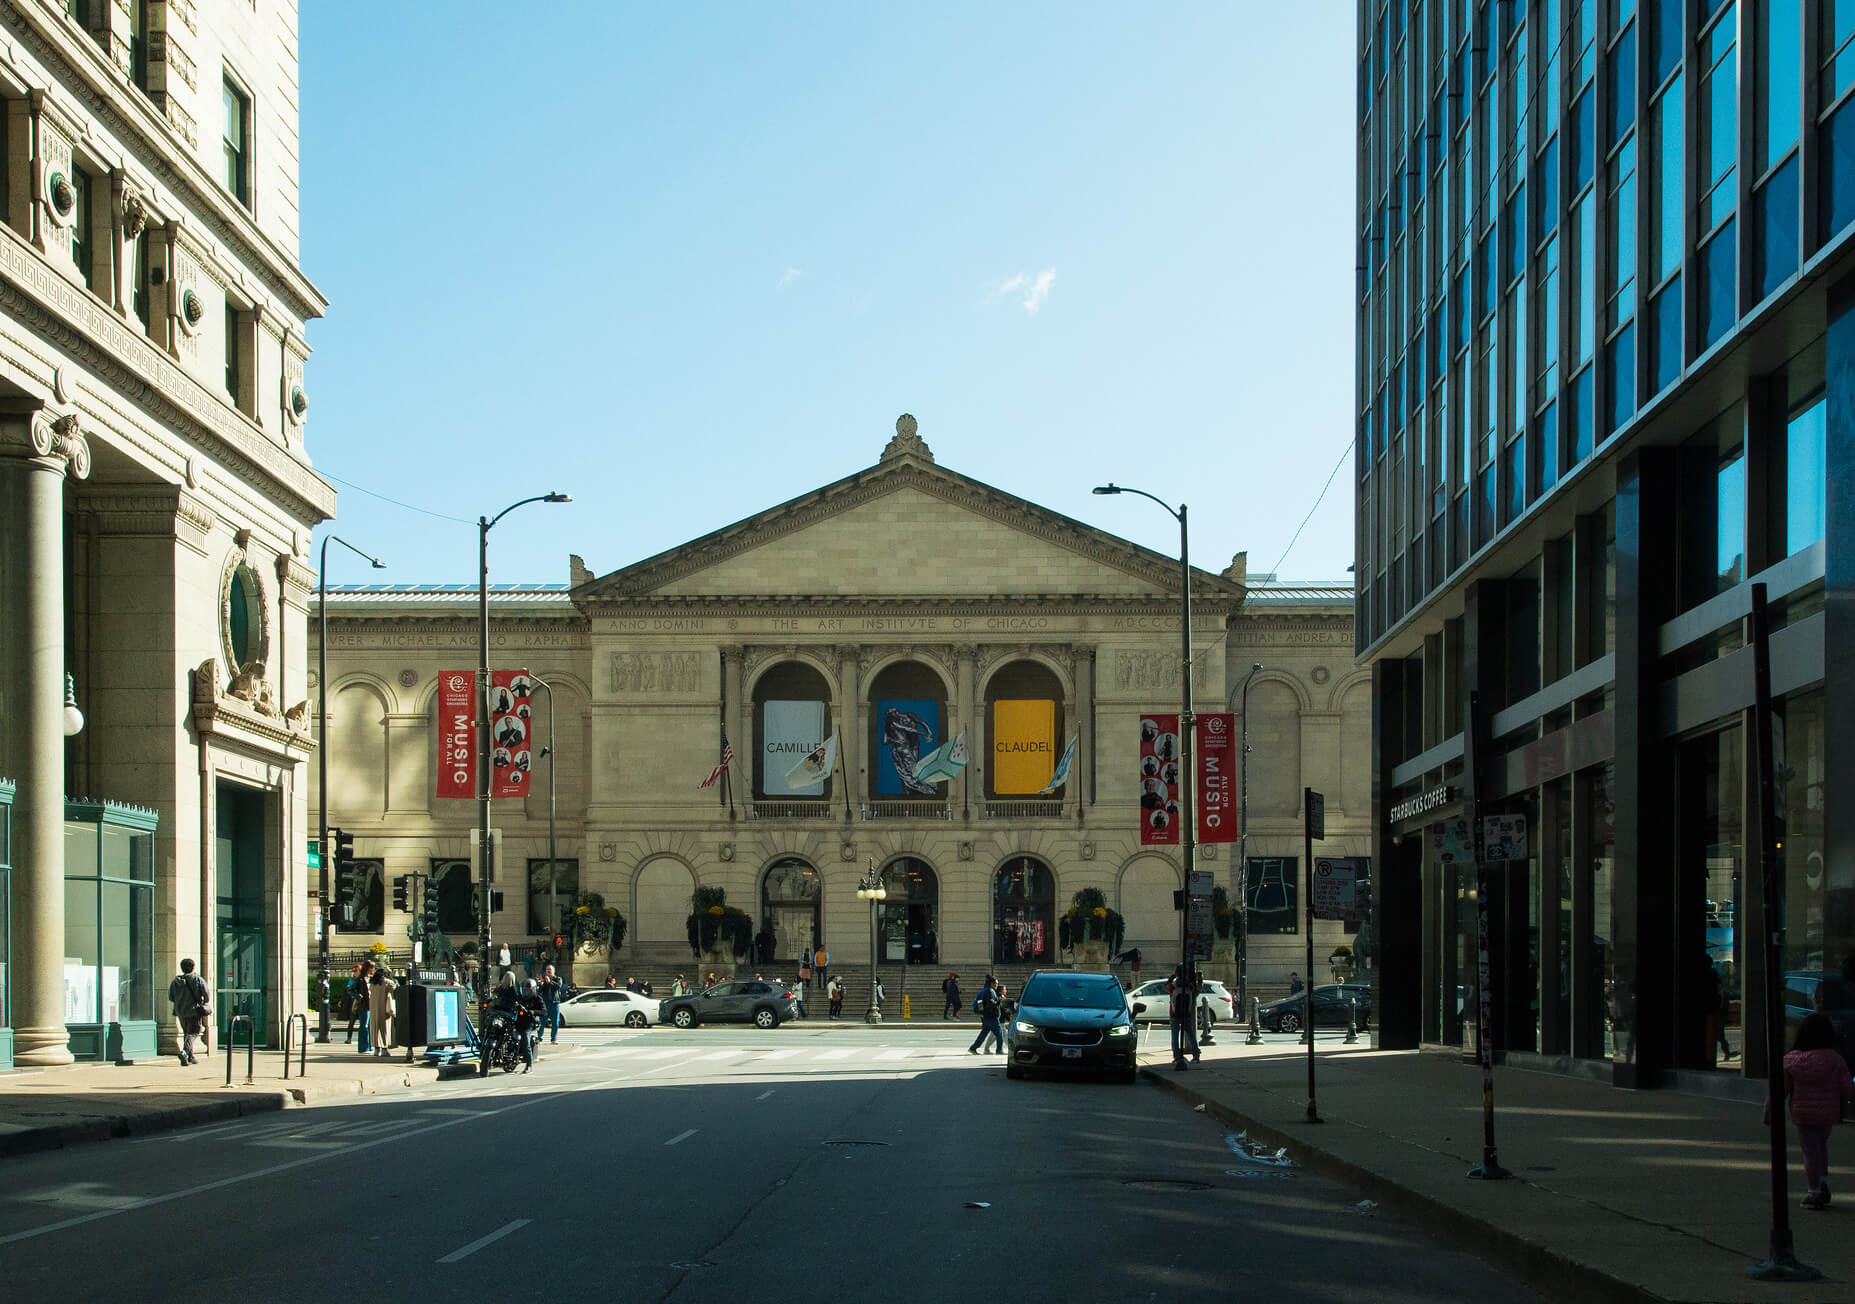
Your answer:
[607,651,702,694]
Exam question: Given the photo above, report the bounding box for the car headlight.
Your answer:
[1013,1020,1040,1037]
[1106,1023,1134,1037]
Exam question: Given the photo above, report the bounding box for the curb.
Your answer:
[1139,1066,1664,1304]
[0,1091,292,1160]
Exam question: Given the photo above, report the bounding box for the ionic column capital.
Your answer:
[0,409,92,480]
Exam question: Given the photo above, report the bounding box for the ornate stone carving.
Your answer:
[880,412,933,463]
[284,700,311,731]
[599,843,618,862]
[958,842,975,861]
[19,413,94,478]
[719,843,735,862]
[122,191,150,240]
[398,669,419,689]
[607,651,702,693]
[1080,841,1095,861]
[840,842,856,861]
[226,659,278,716]
[1310,665,1331,685]
[1112,649,1212,693]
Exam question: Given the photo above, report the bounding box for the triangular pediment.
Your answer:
[574,432,1243,606]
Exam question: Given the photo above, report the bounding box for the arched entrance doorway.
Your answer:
[760,858,821,964]
[878,857,939,965]
[994,857,1055,964]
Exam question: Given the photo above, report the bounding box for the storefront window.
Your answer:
[1585,763,1618,1061]
[1677,727,1744,1071]
[1779,691,1835,984]
[62,802,157,1032]
[994,858,1054,963]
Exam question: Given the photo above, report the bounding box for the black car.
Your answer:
[657,980,799,1030]
[1258,983,1372,1033]
[1006,970,1139,1082]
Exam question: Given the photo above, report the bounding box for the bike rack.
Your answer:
[225,1014,256,1086]
[283,1012,308,1079]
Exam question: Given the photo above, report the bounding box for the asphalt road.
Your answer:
[0,1023,1551,1303]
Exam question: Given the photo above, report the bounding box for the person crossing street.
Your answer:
[538,964,566,1044]
[968,978,1004,1055]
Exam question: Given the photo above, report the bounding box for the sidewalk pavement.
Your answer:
[1132,1030,1850,1304]
[0,1037,577,1160]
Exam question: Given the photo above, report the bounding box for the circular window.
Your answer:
[220,559,269,676]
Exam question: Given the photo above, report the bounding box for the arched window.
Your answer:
[759,858,821,963]
[636,858,695,943]
[878,858,939,964]
[983,660,1065,798]
[753,662,833,801]
[866,660,949,800]
[994,857,1055,963]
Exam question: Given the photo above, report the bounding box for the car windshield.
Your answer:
[1021,977,1125,1010]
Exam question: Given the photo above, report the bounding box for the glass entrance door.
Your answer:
[217,925,266,1046]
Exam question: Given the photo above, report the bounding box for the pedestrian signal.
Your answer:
[391,875,410,912]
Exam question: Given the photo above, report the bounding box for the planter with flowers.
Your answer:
[1329,944,1356,983]
[567,892,627,977]
[685,886,752,978]
[1058,887,1125,968]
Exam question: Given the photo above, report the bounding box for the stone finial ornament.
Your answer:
[122,192,150,239]
[880,412,934,464]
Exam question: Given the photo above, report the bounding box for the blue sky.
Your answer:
[299,3,1356,588]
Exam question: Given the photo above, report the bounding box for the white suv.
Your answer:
[1126,977,1237,1029]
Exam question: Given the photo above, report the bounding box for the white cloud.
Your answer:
[778,266,802,289]
[983,267,1057,314]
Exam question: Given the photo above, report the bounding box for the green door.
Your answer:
[218,925,266,1046]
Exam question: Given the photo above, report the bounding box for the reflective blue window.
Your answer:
[1479,233,1497,317]
[1754,154,1800,300]
[1504,185,1527,282]
[1717,443,1747,586]
[1698,220,1737,351]
[1648,274,1683,392]
[1650,79,1684,282]
[1608,139,1638,323]
[1699,8,1738,232]
[1650,0,1682,86]
[1822,93,1855,237]
[1537,234,1561,396]
[1538,400,1561,494]
[1572,88,1596,191]
[1605,323,1636,435]
[1757,0,1802,173]
[1786,398,1826,555]
[1536,136,1559,238]
[1572,364,1594,460]
[1476,467,1496,547]
[1609,24,1637,147]
[1506,436,1526,524]
[1822,1,1855,108]
[1576,0,1598,84]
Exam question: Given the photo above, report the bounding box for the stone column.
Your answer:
[955,645,977,821]
[721,646,744,815]
[1074,645,1096,821]
[836,645,863,817]
[0,407,89,1066]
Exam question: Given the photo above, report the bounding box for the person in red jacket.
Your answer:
[1766,1013,1855,1209]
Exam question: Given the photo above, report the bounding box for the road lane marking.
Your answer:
[664,1128,699,1146]
[877,1049,913,1060]
[437,1218,530,1264]
[755,1090,776,1100]
[754,1049,801,1060]
[816,1049,856,1061]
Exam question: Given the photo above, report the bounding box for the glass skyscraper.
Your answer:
[1357,0,1847,1087]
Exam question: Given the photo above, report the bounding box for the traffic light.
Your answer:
[332,828,357,926]
[392,875,410,912]
[422,877,441,934]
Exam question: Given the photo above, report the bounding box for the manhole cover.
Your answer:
[1225,1169,1293,1179]
[668,1260,715,1270]
[1122,1178,1213,1191]
[822,1139,891,1147]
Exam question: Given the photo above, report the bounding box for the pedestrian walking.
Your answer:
[166,958,211,1066]
[538,964,566,1045]
[1167,966,1200,1071]
[341,962,364,1043]
[496,941,512,980]
[369,966,399,1056]
[942,971,962,1020]
[351,960,374,1053]
[828,974,845,1019]
[1288,971,1303,995]
[1765,1013,1855,1209]
[523,949,537,980]
[968,979,1004,1054]
[873,976,886,1014]
[814,943,830,977]
[792,974,808,1019]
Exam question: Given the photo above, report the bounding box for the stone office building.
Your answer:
[0,0,331,1066]
[311,420,1367,1001]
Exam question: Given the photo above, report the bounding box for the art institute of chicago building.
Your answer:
[311,420,1368,1002]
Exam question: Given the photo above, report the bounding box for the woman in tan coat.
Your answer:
[369,967,399,1056]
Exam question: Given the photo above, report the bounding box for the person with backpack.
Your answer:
[942,971,962,1020]
[968,978,1004,1054]
[828,974,845,1019]
[167,958,211,1066]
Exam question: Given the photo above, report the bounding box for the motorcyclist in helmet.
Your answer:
[490,972,542,1073]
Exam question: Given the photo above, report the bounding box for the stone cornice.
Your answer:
[0,222,335,520]
[5,5,329,321]
[77,482,214,548]
[574,454,1247,605]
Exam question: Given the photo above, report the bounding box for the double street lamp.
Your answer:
[315,534,384,1043]
[477,493,569,1037]
[856,860,887,1024]
[1092,482,1199,1019]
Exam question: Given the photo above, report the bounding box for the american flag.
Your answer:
[700,730,734,789]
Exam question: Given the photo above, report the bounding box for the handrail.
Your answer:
[225,1014,255,1086]
[283,1012,308,1079]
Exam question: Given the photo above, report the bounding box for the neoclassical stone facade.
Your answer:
[312,420,1364,1000]
[0,1,331,1065]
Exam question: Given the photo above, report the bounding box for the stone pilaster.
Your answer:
[0,405,90,1065]
[837,644,863,815]
[955,645,977,820]
[721,646,744,816]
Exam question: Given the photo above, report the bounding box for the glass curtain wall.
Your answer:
[62,804,156,1033]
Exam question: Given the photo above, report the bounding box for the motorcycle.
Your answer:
[477,1002,540,1075]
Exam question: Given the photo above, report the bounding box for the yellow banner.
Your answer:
[992,699,1056,793]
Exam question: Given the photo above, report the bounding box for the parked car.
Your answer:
[1782,971,1855,1071]
[1007,970,1138,1082]
[557,988,657,1029]
[1126,977,1236,1030]
[1257,983,1372,1034]
[657,979,799,1030]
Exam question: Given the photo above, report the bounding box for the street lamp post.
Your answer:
[1237,661,1263,1044]
[477,493,569,1044]
[532,673,560,952]
[1093,483,1198,1041]
[856,860,887,1024]
[315,534,384,1042]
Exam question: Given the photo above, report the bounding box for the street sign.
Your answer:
[307,840,321,869]
[1185,868,1215,960]
[1306,789,1325,841]
[1312,857,1359,921]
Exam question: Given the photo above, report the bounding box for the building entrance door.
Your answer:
[215,781,270,1046]
[217,925,266,1046]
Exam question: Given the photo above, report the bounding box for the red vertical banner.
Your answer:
[435,671,477,799]
[489,669,534,799]
[1195,712,1237,843]
[1138,713,1181,846]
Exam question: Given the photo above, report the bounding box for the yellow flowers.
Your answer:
[604,906,619,917]
[1092,906,1107,918]
[708,905,724,915]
